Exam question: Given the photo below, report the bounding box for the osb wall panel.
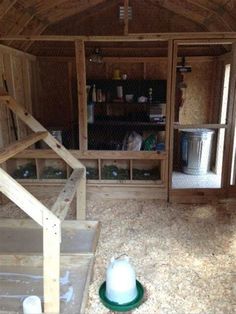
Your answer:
[35,60,75,128]
[145,61,168,80]
[87,60,168,80]
[106,63,143,79]
[86,61,106,79]
[0,45,36,147]
[179,60,216,124]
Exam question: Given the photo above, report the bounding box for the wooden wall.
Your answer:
[34,56,223,134]
[86,58,168,80]
[45,0,204,36]
[179,58,223,124]
[0,44,36,147]
[33,57,169,131]
[34,59,77,128]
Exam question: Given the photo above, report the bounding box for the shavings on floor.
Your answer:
[85,200,236,314]
[0,190,235,314]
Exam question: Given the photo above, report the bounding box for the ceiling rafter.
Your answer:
[44,0,110,23]
[145,0,209,31]
[4,1,50,47]
[0,0,236,53]
[6,0,63,36]
[45,0,117,35]
[187,0,236,31]
[17,0,112,51]
[0,0,17,19]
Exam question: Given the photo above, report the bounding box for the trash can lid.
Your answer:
[180,128,214,135]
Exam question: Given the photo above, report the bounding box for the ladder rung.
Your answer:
[51,169,84,221]
[0,132,48,163]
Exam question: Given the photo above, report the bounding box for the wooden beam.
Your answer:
[0,131,47,163]
[75,40,87,151]
[51,169,83,220]
[166,39,174,200]
[0,0,17,19]
[145,0,208,30]
[0,95,85,170]
[46,0,109,23]
[186,0,236,31]
[13,149,167,160]
[43,219,60,314]
[173,123,228,129]
[223,42,236,187]
[76,171,86,220]
[1,33,236,42]
[0,167,59,227]
[168,40,178,192]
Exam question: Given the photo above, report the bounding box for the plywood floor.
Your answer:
[0,187,235,314]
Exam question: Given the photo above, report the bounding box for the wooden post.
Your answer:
[75,40,87,151]
[76,170,86,220]
[43,218,61,314]
[223,42,236,187]
[168,40,178,198]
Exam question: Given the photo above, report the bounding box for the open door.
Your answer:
[169,40,236,202]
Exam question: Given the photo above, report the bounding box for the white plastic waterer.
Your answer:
[105,255,138,304]
[23,295,42,314]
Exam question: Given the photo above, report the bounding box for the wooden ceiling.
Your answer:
[0,0,235,53]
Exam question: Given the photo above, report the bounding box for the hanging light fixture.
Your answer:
[89,48,103,64]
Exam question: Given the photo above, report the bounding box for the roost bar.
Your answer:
[0,0,236,313]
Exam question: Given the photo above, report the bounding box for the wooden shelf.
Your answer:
[8,152,167,185]
[89,121,166,127]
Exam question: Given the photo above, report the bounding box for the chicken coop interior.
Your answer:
[0,0,235,313]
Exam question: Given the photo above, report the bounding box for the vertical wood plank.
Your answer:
[224,42,236,187]
[76,172,86,220]
[0,52,10,147]
[22,58,33,114]
[98,158,101,181]
[166,39,176,198]
[11,54,28,139]
[43,223,61,314]
[2,53,16,143]
[75,40,87,151]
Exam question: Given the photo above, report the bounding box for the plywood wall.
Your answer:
[86,59,168,80]
[0,44,36,147]
[34,59,77,129]
[179,59,222,124]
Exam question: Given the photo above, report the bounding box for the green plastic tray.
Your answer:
[99,280,144,312]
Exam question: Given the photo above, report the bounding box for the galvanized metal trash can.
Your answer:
[180,129,214,175]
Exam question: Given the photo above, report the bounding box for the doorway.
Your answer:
[170,41,233,195]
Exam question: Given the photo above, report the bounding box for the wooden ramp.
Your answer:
[0,95,99,313]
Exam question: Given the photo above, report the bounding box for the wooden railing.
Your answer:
[0,95,86,313]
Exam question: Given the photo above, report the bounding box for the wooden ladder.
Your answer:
[0,95,86,313]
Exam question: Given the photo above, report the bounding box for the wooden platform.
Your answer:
[0,219,100,314]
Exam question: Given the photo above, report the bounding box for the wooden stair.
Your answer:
[0,95,98,313]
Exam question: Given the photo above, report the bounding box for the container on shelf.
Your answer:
[180,128,214,175]
[87,102,95,124]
